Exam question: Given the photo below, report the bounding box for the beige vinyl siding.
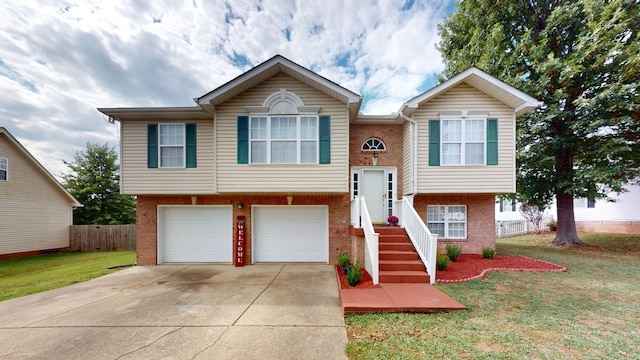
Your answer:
[415,83,516,193]
[120,119,215,194]
[216,73,349,193]
[402,121,414,195]
[0,137,73,255]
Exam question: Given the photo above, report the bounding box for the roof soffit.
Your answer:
[403,68,540,116]
[195,55,363,114]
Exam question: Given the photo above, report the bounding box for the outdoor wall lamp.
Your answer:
[237,202,244,209]
[373,151,379,158]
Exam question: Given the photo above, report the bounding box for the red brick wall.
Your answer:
[136,194,352,265]
[413,194,496,254]
[349,124,404,194]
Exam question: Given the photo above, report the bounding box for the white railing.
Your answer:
[351,197,379,284]
[401,197,438,284]
[495,214,555,238]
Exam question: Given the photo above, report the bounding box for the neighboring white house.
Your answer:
[496,182,640,234]
[0,127,82,260]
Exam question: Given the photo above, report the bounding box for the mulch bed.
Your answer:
[436,254,567,283]
[335,265,381,289]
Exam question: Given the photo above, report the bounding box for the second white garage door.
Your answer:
[253,206,328,263]
[160,206,232,263]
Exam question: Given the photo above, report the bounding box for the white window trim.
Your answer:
[427,205,467,239]
[361,138,386,151]
[248,115,319,164]
[158,123,186,168]
[440,115,487,166]
[0,157,7,181]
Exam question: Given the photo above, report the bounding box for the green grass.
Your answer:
[345,233,640,360]
[0,251,136,302]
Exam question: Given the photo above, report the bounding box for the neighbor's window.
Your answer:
[250,116,318,164]
[442,119,485,165]
[427,205,467,238]
[0,157,7,181]
[159,124,185,167]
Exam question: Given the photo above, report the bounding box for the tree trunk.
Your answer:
[553,191,583,246]
[552,145,583,246]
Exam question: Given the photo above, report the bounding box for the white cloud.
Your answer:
[0,0,454,178]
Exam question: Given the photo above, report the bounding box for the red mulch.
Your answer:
[335,265,381,289]
[436,254,567,283]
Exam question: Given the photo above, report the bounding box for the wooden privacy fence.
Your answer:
[69,225,136,251]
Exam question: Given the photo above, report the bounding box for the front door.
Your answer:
[362,169,386,223]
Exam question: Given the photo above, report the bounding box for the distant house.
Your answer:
[495,183,640,234]
[0,127,82,260]
[99,55,538,270]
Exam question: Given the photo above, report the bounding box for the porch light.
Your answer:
[237,202,244,209]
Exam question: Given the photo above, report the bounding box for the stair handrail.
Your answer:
[352,196,379,284]
[401,197,438,284]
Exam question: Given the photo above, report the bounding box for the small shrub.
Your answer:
[482,247,496,259]
[548,220,558,231]
[337,252,351,267]
[445,243,462,262]
[436,254,450,271]
[346,260,362,286]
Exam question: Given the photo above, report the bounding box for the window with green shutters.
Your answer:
[428,118,498,166]
[237,115,330,164]
[147,123,197,168]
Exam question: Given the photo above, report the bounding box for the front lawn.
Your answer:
[345,233,640,359]
[0,251,136,302]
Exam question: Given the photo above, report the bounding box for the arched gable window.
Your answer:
[361,138,386,151]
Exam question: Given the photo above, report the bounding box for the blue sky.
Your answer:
[0,0,455,178]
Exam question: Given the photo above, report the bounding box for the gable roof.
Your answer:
[195,55,363,119]
[0,127,82,207]
[403,67,540,116]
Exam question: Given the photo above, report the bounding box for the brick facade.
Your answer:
[413,194,496,254]
[349,123,405,195]
[136,194,353,266]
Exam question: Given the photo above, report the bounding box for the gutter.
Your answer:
[398,105,418,195]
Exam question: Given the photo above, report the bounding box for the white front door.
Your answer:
[362,169,387,223]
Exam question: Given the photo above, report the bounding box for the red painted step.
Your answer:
[374,226,431,284]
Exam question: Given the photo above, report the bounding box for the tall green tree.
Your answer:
[438,0,640,245]
[63,143,136,225]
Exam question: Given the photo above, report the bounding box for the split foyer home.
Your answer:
[99,55,538,283]
[0,127,82,260]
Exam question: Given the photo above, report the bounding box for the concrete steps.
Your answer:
[376,226,430,284]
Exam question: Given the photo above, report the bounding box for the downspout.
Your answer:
[399,105,418,195]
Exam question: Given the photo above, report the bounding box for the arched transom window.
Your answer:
[361,138,386,151]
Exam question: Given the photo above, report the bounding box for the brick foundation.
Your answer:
[575,221,640,235]
[413,194,496,254]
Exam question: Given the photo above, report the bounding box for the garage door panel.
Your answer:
[162,207,232,263]
[254,206,328,263]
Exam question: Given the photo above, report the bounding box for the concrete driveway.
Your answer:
[0,264,347,359]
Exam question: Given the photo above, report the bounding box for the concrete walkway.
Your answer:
[0,264,347,360]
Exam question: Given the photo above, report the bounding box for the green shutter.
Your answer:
[486,118,498,165]
[185,123,197,168]
[428,120,440,166]
[147,124,158,168]
[319,115,330,164]
[237,116,249,164]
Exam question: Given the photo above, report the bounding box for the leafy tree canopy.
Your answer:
[63,143,136,225]
[438,0,640,245]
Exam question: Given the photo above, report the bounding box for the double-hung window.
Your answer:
[441,119,485,165]
[0,157,7,181]
[159,124,185,167]
[427,205,467,238]
[249,115,318,164]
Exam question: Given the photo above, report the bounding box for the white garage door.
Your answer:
[253,206,328,263]
[160,206,232,263]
